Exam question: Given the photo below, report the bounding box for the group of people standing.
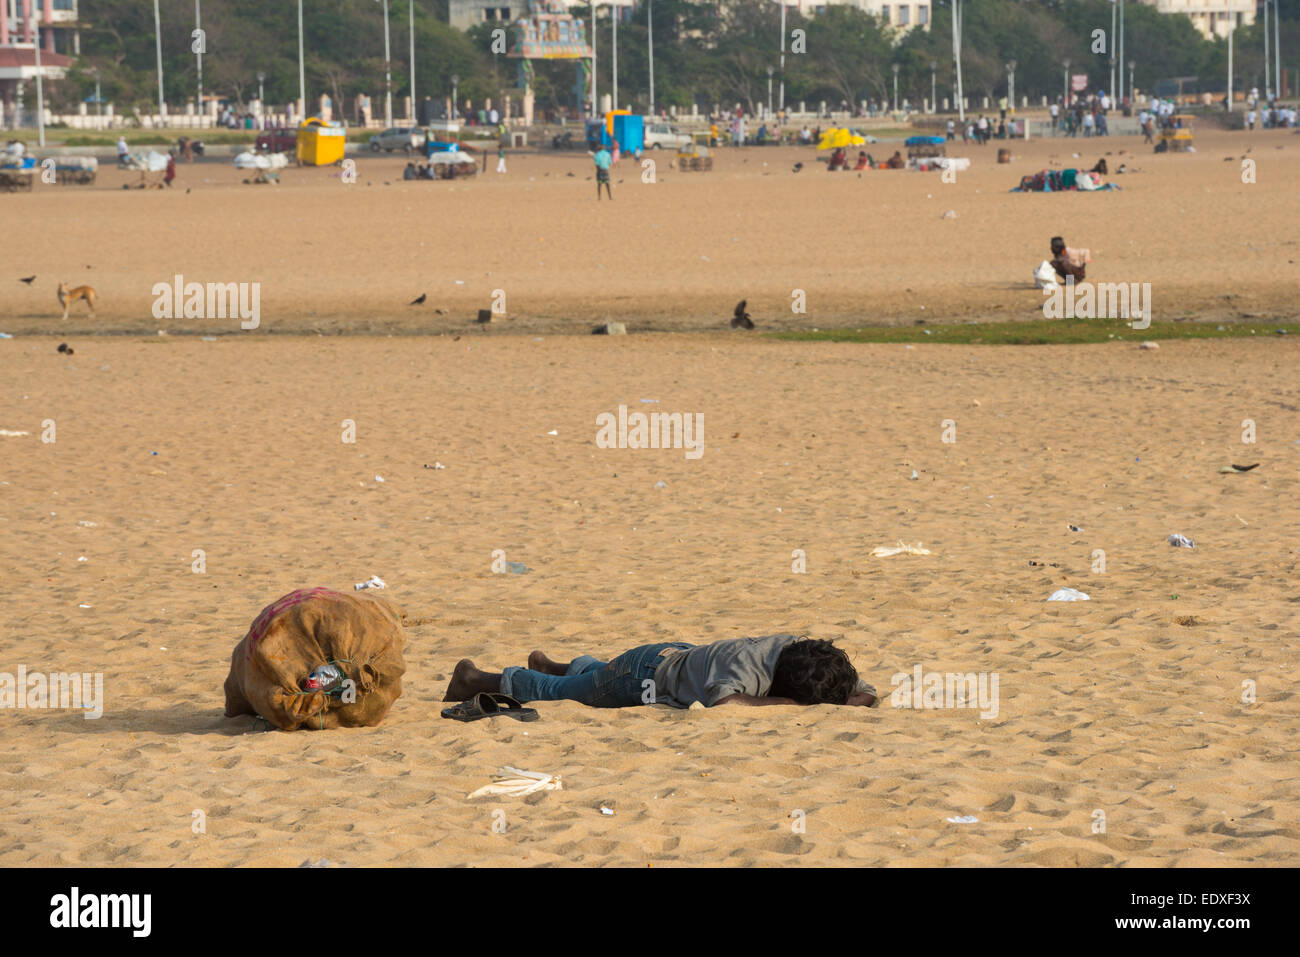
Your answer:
[1050,94,1114,138]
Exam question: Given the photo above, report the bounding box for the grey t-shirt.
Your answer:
[652,634,802,708]
[652,634,873,708]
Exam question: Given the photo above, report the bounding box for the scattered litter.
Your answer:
[77,556,88,563]
[423,462,446,470]
[946,815,978,824]
[0,333,12,339]
[1027,560,1061,568]
[77,520,97,527]
[1047,587,1090,601]
[78,603,92,609]
[505,562,529,575]
[941,209,957,219]
[1235,514,1249,526]
[298,859,333,868]
[1219,463,1259,473]
[908,470,919,480]
[354,575,387,590]
[871,541,931,558]
[639,399,659,404]
[688,700,706,711]
[1068,524,1083,532]
[201,336,216,341]
[546,429,558,436]
[1167,533,1195,549]
[1138,341,1159,350]
[468,766,562,799]
[373,475,385,483]
[654,480,668,489]
[599,806,616,816]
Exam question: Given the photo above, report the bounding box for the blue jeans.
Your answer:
[501,642,692,707]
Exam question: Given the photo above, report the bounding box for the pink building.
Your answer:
[1,1,79,122]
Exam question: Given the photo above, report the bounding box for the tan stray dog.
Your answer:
[57,282,97,320]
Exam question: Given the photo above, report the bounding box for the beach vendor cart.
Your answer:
[0,154,34,192]
[52,156,98,185]
[296,117,347,166]
[677,132,713,172]
[1158,115,1195,153]
[905,135,946,160]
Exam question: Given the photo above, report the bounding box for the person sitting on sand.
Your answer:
[443,635,878,710]
[885,150,905,169]
[1050,236,1086,282]
[853,150,869,171]
[403,162,418,181]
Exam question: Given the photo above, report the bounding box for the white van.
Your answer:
[644,121,691,149]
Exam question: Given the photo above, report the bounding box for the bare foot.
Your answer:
[443,659,502,701]
[527,650,568,676]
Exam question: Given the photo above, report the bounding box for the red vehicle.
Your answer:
[255,127,298,153]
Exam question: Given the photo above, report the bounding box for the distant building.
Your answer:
[1138,0,1254,39]
[2,1,80,120]
[449,1,635,32]
[448,1,931,33]
[783,1,931,33]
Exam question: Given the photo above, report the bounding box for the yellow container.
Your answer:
[296,117,347,166]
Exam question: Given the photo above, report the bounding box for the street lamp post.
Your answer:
[196,0,203,126]
[612,0,618,111]
[1063,58,1071,112]
[1275,0,1282,100]
[1007,59,1016,113]
[930,60,936,114]
[952,0,965,124]
[1109,0,1116,97]
[767,66,774,116]
[1264,0,1270,101]
[892,63,899,114]
[779,0,786,114]
[91,67,102,130]
[1227,27,1234,111]
[257,71,265,118]
[1128,60,1135,105]
[590,3,597,118]
[648,0,655,116]
[154,0,165,125]
[1118,0,1125,103]
[377,0,393,126]
[409,0,416,119]
[451,74,460,120]
[297,0,306,120]
[33,20,45,147]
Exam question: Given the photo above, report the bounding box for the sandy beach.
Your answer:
[2,127,1298,334]
[1,124,1298,867]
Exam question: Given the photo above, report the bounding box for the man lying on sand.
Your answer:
[444,635,878,709]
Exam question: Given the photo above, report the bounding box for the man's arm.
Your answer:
[713,693,802,707]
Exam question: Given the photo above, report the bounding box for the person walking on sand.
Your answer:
[593,143,613,200]
[442,635,878,711]
[496,145,507,174]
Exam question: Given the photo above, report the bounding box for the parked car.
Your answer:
[255,127,298,153]
[643,121,691,150]
[369,127,427,152]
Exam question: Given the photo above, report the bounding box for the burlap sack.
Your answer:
[223,588,406,731]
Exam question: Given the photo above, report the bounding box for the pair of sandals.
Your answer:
[441,692,538,723]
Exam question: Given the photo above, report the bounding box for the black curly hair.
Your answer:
[769,639,858,705]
